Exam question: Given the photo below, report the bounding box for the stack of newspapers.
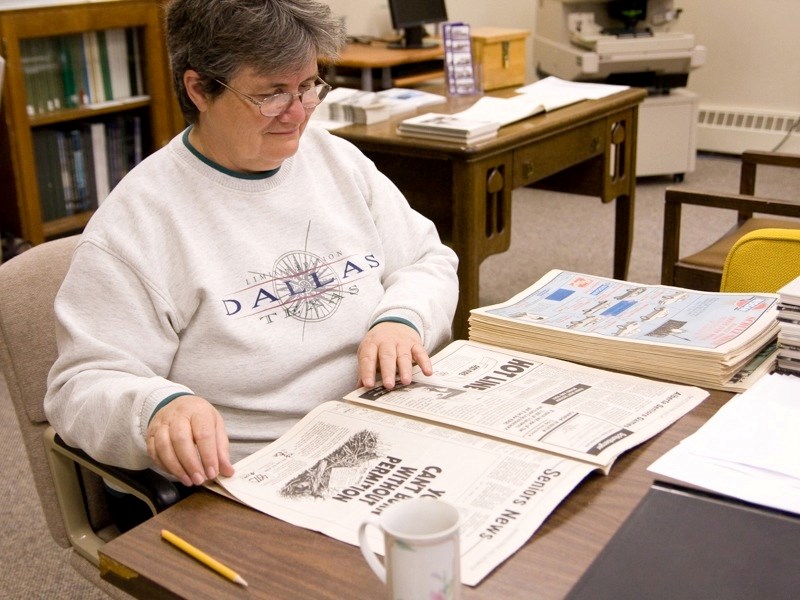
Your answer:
[468,270,781,392]
[776,275,800,376]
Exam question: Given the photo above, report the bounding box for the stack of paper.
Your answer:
[396,112,500,143]
[648,371,800,515]
[310,87,446,130]
[325,88,390,124]
[468,269,780,392]
[776,275,800,375]
[374,87,446,115]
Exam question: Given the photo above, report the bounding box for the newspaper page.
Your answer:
[218,400,595,587]
[469,270,779,389]
[345,340,708,469]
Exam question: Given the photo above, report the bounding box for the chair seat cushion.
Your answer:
[681,217,800,269]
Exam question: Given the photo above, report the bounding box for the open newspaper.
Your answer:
[469,270,779,392]
[217,339,707,586]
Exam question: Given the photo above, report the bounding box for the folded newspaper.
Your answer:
[468,270,779,392]
[216,339,707,586]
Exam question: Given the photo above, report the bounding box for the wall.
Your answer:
[679,0,800,115]
[329,0,800,152]
[327,0,538,80]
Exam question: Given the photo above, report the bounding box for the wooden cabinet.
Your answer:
[0,0,182,245]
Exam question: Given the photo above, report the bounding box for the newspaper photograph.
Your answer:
[346,340,708,469]
[218,400,595,587]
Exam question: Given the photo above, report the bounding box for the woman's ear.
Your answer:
[183,69,209,113]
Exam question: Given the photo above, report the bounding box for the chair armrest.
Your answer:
[50,431,180,512]
[740,150,800,195]
[44,426,180,566]
[664,188,800,215]
[661,187,800,286]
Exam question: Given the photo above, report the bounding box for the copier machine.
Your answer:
[534,0,706,178]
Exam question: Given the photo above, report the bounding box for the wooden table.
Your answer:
[333,87,646,339]
[98,388,731,600]
[328,41,445,90]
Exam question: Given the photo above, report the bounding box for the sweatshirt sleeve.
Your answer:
[44,239,192,470]
[348,146,460,352]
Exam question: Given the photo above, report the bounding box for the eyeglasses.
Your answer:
[214,77,331,117]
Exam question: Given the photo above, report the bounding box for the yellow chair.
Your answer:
[662,150,800,291]
[0,236,178,597]
[720,228,800,293]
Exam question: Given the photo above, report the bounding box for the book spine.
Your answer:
[96,30,114,102]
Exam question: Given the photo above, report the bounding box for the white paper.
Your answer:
[649,372,800,514]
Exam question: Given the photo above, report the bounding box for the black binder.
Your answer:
[566,482,800,600]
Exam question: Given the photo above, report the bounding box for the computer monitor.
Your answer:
[387,0,449,49]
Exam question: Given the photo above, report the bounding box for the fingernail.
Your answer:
[206,466,217,479]
[192,472,205,485]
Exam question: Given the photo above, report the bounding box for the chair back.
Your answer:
[720,228,800,293]
[0,235,80,548]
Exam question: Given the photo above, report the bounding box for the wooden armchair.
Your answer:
[661,150,800,291]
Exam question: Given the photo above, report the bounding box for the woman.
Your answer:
[44,0,458,493]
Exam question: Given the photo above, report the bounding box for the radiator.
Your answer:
[696,106,800,155]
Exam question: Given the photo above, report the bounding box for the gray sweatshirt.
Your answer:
[44,126,458,469]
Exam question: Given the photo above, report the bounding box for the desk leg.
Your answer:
[360,68,373,91]
[380,68,393,90]
[451,153,514,339]
[607,108,638,280]
[614,193,633,280]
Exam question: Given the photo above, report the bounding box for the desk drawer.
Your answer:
[513,120,606,187]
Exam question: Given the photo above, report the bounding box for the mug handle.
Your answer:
[358,519,386,583]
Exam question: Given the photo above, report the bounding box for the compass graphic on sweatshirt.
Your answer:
[272,250,342,322]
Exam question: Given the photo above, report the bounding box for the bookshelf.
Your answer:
[0,0,182,245]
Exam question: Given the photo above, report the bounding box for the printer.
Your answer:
[534,0,705,90]
[534,0,706,178]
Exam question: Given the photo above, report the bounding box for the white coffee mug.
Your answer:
[358,497,461,600]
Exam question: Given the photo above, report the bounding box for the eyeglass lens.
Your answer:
[260,83,330,117]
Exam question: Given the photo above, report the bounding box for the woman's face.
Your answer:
[187,58,321,173]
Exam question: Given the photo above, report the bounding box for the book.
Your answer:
[469,270,780,392]
[565,482,800,600]
[396,112,500,143]
[214,339,707,586]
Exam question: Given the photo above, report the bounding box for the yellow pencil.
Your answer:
[161,529,248,587]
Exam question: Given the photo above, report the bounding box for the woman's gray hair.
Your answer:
[166,0,347,123]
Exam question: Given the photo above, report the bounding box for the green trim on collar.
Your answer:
[182,127,280,179]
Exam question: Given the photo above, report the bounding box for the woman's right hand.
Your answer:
[146,395,235,486]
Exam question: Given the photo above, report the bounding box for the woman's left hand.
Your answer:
[357,321,432,389]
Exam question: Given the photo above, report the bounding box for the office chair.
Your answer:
[661,150,800,291]
[720,228,800,293]
[0,235,179,597]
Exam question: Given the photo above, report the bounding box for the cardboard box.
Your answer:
[471,27,530,91]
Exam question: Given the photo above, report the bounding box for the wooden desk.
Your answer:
[333,87,647,339]
[329,41,444,90]
[98,389,731,600]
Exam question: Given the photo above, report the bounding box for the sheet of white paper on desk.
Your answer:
[516,76,629,100]
[648,372,800,514]
[454,95,550,127]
